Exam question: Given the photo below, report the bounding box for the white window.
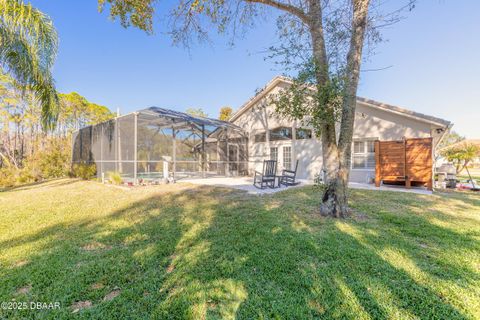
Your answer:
[270,147,278,162]
[352,140,376,169]
[283,146,292,170]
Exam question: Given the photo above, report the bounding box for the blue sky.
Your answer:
[31,0,479,137]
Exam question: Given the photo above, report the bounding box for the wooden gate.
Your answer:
[374,138,433,190]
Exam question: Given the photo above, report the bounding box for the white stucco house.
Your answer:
[72,76,452,186]
[229,76,452,184]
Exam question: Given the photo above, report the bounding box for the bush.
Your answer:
[72,163,97,180]
[0,167,18,187]
[37,142,71,178]
[0,138,72,187]
[107,171,123,185]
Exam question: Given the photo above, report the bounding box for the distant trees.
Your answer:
[57,92,113,134]
[438,131,464,150]
[185,107,208,118]
[440,142,480,174]
[0,73,114,186]
[219,106,232,121]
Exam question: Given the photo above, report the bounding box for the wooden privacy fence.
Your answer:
[374,137,433,190]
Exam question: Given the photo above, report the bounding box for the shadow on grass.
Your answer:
[0,185,478,319]
[0,178,81,193]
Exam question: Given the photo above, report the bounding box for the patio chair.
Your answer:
[280,160,299,186]
[254,160,277,189]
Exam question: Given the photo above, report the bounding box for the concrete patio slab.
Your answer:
[180,177,308,195]
[179,177,432,195]
[348,182,433,195]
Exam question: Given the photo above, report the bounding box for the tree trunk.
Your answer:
[319,122,348,218]
[308,0,348,217]
[312,0,370,217]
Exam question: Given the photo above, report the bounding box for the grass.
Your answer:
[0,179,479,319]
[457,167,480,182]
[458,175,480,182]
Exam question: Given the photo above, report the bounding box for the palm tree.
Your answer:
[0,0,59,129]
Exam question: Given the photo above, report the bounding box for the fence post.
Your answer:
[201,124,206,178]
[133,112,138,185]
[172,128,176,181]
[226,129,229,176]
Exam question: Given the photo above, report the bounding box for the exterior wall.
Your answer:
[232,85,442,183]
[350,102,434,183]
[233,83,325,180]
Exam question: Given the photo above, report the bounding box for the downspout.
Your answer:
[432,122,453,187]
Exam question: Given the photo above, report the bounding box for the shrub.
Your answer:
[107,171,123,185]
[72,163,97,180]
[37,143,71,178]
[0,167,18,187]
[0,138,72,187]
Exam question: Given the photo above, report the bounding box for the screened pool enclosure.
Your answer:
[72,107,248,184]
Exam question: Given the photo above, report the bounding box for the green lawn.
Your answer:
[0,179,479,319]
[458,167,480,182]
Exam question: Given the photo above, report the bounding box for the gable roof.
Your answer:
[230,76,451,128]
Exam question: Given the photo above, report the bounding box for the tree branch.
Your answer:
[244,0,310,25]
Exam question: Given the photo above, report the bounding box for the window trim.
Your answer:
[283,146,292,170]
[351,139,377,171]
[270,127,292,141]
[270,147,278,162]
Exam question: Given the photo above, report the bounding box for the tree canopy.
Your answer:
[0,0,59,129]
[185,107,208,118]
[219,106,232,121]
[440,141,480,174]
[0,72,114,185]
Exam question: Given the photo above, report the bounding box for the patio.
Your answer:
[180,177,433,195]
[182,176,307,195]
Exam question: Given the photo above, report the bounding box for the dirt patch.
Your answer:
[13,260,29,268]
[16,285,32,295]
[350,208,369,221]
[71,300,92,313]
[103,289,121,301]
[81,241,112,251]
[166,264,175,273]
[207,300,217,309]
[90,282,104,290]
[166,255,177,273]
[308,300,325,314]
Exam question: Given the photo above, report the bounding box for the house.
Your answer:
[229,76,452,184]
[72,76,451,187]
